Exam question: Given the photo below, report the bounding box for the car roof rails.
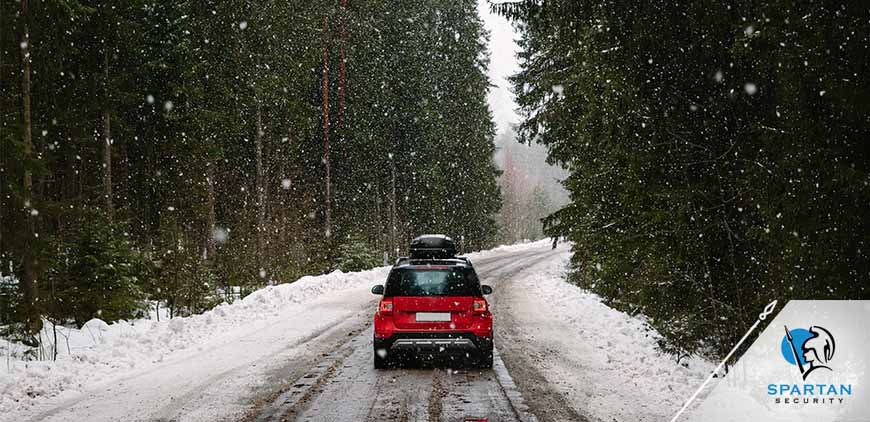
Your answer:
[393,257,473,268]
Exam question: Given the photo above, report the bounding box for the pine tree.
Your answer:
[498,0,870,358]
[45,217,151,327]
[0,0,504,343]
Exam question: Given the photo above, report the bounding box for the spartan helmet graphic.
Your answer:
[785,325,835,380]
[802,326,836,375]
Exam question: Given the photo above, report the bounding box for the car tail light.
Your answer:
[379,299,394,316]
[472,298,487,314]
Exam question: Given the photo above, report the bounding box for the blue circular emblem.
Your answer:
[781,328,812,366]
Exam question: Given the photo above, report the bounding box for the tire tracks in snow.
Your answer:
[26,295,375,422]
[250,246,556,422]
[490,246,593,422]
[426,369,447,422]
[155,312,369,421]
[248,326,364,422]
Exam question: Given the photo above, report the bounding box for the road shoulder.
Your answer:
[494,245,712,422]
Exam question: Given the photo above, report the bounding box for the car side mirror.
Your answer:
[371,285,385,295]
[481,285,493,295]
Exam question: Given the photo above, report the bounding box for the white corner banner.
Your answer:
[688,300,870,422]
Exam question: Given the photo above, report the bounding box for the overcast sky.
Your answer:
[476,0,521,136]
[475,2,570,205]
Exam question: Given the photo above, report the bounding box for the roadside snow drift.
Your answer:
[499,249,713,422]
[0,267,391,417]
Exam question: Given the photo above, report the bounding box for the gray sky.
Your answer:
[476,2,570,206]
[476,0,521,136]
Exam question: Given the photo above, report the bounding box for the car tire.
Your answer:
[374,347,388,369]
[478,350,493,369]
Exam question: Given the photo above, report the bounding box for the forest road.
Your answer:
[25,243,585,422]
[247,244,588,422]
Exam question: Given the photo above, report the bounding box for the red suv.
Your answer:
[371,235,493,368]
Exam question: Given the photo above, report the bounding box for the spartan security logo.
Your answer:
[781,325,835,381]
[768,325,852,406]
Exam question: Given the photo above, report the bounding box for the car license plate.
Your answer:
[415,312,451,322]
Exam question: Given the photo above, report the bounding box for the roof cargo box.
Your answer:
[409,235,457,259]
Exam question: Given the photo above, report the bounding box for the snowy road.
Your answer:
[249,248,554,422]
[15,245,559,422]
[8,242,709,422]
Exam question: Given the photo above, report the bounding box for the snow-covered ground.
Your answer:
[0,240,712,422]
[0,240,552,420]
[0,268,390,419]
[497,248,713,422]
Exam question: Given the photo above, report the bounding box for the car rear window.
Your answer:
[384,267,481,297]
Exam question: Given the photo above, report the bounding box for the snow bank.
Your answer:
[502,249,713,422]
[0,266,390,415]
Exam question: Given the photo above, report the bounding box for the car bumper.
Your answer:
[374,332,493,354]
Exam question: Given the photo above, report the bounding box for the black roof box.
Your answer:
[409,234,456,259]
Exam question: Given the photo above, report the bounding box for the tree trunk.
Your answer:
[102,49,113,222]
[279,128,292,258]
[338,0,348,128]
[374,185,382,252]
[52,321,58,361]
[255,97,267,272]
[390,159,397,258]
[18,0,41,339]
[204,162,216,261]
[321,15,332,238]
